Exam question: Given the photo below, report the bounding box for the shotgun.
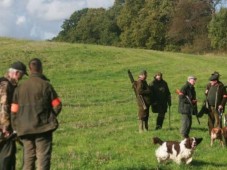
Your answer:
[128,69,147,110]
[176,89,200,124]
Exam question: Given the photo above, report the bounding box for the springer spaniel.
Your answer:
[153,137,203,164]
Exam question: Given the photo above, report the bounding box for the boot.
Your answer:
[144,120,148,131]
[138,120,144,133]
[155,116,164,130]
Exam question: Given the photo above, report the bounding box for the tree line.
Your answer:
[52,0,227,53]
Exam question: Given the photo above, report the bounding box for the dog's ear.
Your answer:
[195,138,203,145]
[153,137,163,145]
[185,138,193,149]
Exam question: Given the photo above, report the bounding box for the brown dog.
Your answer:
[210,127,223,147]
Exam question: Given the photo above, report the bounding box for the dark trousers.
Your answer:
[156,112,165,129]
[0,140,16,170]
[21,132,53,170]
[180,114,192,138]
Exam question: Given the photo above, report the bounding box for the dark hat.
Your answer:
[209,74,219,81]
[210,71,220,81]
[11,61,28,75]
[140,70,147,75]
[211,71,220,76]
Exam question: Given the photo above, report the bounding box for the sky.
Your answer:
[0,0,115,40]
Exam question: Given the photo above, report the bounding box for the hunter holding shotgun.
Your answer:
[205,72,227,135]
[135,70,152,133]
[177,75,198,138]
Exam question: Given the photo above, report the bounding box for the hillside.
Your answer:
[1,37,227,170]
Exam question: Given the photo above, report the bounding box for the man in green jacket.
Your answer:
[178,76,197,138]
[205,72,227,134]
[11,58,62,170]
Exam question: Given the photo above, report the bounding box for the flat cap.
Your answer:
[188,75,197,81]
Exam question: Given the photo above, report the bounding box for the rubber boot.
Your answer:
[138,120,144,133]
[155,115,164,130]
[144,119,148,131]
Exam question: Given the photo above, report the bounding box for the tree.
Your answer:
[168,0,212,52]
[53,8,88,42]
[117,0,145,47]
[75,8,119,45]
[208,8,227,50]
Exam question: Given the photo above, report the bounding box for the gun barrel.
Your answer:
[128,70,147,110]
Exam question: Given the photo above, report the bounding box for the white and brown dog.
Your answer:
[153,137,203,164]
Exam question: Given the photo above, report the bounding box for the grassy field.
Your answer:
[0,37,227,170]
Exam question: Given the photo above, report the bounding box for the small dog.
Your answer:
[210,127,224,147]
[153,137,203,164]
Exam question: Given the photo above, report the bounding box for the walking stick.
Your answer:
[218,109,223,128]
[168,105,171,130]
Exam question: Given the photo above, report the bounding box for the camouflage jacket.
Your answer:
[0,76,17,133]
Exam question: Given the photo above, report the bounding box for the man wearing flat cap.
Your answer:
[178,75,197,138]
[204,71,227,134]
[0,61,27,170]
[136,70,151,133]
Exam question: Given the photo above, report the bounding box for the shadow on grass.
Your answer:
[191,159,227,168]
[112,160,227,170]
[191,127,208,132]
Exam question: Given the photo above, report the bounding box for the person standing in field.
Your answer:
[149,72,171,130]
[204,71,227,134]
[0,61,27,170]
[178,76,197,138]
[11,58,62,170]
[136,70,151,133]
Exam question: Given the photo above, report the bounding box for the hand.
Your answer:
[2,130,10,137]
[192,100,197,104]
[218,105,223,112]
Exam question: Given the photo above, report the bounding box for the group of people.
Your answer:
[0,58,62,170]
[135,70,171,133]
[134,70,227,139]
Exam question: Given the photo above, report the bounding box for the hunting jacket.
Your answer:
[136,79,151,119]
[0,76,17,133]
[178,81,197,115]
[136,79,151,107]
[11,73,62,137]
[206,81,227,112]
[149,79,171,113]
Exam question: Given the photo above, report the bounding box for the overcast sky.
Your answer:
[0,0,115,40]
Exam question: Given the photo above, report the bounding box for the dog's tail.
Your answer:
[153,137,164,145]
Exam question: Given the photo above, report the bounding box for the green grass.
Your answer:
[1,37,227,170]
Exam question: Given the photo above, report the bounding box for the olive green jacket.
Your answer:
[11,73,62,136]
